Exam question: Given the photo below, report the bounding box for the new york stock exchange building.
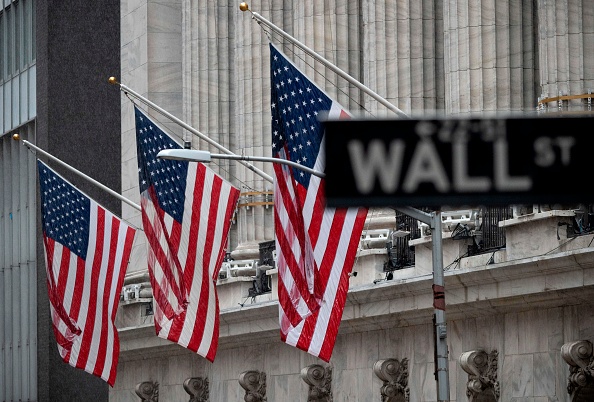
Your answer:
[1,0,593,401]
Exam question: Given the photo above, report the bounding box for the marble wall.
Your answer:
[109,303,594,401]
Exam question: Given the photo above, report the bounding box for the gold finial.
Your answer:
[239,2,249,11]
[108,76,119,85]
[12,133,20,141]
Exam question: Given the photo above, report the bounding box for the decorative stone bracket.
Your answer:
[459,349,499,401]
[184,377,209,402]
[373,358,410,402]
[561,340,594,400]
[301,364,333,402]
[135,380,159,402]
[239,370,267,402]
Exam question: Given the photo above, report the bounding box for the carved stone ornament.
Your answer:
[459,349,499,401]
[135,380,159,402]
[239,370,267,402]
[183,377,209,402]
[373,358,410,402]
[300,364,333,402]
[561,340,594,401]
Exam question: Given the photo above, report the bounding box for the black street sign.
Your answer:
[323,114,594,208]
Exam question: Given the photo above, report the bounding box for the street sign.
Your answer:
[323,114,594,208]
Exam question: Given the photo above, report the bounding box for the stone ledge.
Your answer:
[498,210,575,228]
[117,247,594,362]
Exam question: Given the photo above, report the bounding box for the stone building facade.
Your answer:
[114,1,594,401]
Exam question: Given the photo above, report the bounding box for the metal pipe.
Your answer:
[13,135,141,212]
[158,149,326,178]
[240,3,408,118]
[109,77,275,184]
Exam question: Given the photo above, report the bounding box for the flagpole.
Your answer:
[239,2,408,118]
[108,77,275,184]
[13,134,142,212]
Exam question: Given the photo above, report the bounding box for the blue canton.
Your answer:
[135,107,188,223]
[270,44,332,187]
[38,161,90,260]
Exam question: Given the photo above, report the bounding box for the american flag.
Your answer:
[38,160,136,386]
[270,43,368,361]
[135,106,240,361]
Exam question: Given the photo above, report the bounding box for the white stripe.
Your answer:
[275,165,320,331]
[285,319,305,346]
[198,176,232,356]
[175,162,197,285]
[178,167,211,348]
[61,244,79,316]
[141,194,181,340]
[46,242,68,340]
[68,202,98,367]
[307,210,358,356]
[100,213,131,381]
[85,203,112,374]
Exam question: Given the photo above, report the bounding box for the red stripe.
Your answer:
[111,226,135,322]
[44,237,82,340]
[275,232,312,326]
[144,188,185,300]
[141,201,183,318]
[296,199,343,353]
[276,169,368,360]
[187,170,222,353]
[55,241,70,303]
[307,182,325,246]
[93,216,119,378]
[314,208,347,296]
[295,211,344,351]
[274,166,320,312]
[167,164,208,343]
[107,225,136,386]
[317,208,367,361]
[204,183,239,361]
[213,183,240,281]
[75,207,106,369]
[69,257,86,324]
[277,270,303,328]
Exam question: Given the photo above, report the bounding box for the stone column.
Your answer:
[121,0,183,275]
[536,0,594,111]
[362,0,445,115]
[231,1,276,259]
[443,0,537,114]
[232,0,363,259]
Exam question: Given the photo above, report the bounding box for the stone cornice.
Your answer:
[118,246,594,361]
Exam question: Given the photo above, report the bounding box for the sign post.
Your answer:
[397,207,449,401]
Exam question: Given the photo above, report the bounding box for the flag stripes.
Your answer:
[39,160,135,386]
[135,106,240,362]
[269,43,367,362]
